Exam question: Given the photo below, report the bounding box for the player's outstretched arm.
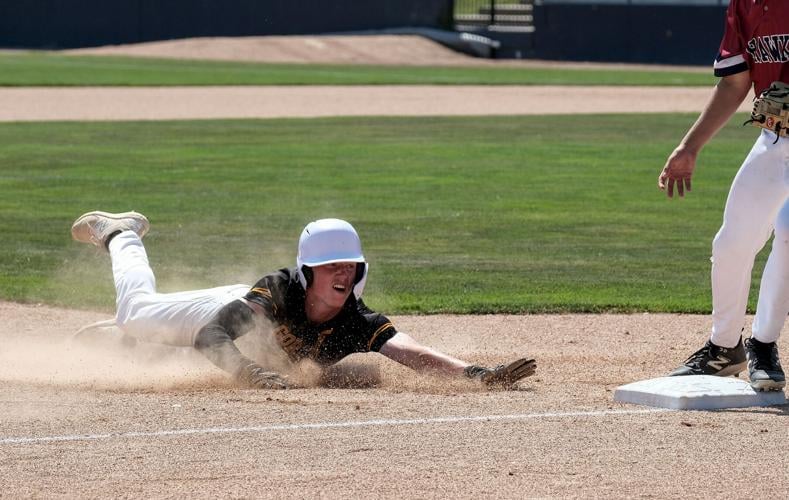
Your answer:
[378,332,536,389]
[379,332,467,376]
[194,300,289,389]
[658,71,752,198]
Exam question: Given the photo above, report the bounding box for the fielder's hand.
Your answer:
[236,362,289,390]
[464,358,537,389]
[658,146,696,198]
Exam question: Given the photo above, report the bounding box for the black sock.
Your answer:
[104,230,122,250]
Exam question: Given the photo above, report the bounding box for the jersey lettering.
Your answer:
[273,325,304,360]
[747,34,789,64]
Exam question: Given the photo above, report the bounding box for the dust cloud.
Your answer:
[0,298,504,395]
[0,323,227,391]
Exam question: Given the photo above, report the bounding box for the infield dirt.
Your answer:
[2,300,787,497]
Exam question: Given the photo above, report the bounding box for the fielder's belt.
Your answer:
[745,81,789,143]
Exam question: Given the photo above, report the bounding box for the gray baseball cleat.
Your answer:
[71,210,150,250]
[745,337,786,392]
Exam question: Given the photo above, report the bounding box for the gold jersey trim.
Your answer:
[367,322,394,351]
[249,287,272,300]
[310,328,335,358]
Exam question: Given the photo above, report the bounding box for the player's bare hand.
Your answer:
[658,146,696,198]
[236,362,290,389]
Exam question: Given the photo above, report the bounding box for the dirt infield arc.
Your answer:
[0,85,753,122]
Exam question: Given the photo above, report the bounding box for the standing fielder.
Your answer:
[71,211,536,389]
[659,0,788,391]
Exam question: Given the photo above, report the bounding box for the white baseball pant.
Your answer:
[711,129,789,347]
[108,231,249,347]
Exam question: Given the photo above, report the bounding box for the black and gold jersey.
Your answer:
[244,268,397,365]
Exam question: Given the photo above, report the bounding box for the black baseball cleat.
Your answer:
[668,337,746,377]
[744,337,786,392]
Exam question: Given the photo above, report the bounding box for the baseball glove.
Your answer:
[236,362,290,390]
[745,81,789,143]
[464,357,537,389]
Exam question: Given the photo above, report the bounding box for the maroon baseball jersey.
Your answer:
[714,0,789,95]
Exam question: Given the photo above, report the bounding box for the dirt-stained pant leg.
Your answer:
[710,131,789,347]
[108,231,249,347]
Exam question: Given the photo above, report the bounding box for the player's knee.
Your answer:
[114,295,146,333]
[712,222,772,261]
[773,207,789,242]
[711,230,746,259]
[114,309,136,333]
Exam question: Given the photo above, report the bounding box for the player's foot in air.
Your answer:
[744,337,786,391]
[71,210,150,250]
[668,337,746,377]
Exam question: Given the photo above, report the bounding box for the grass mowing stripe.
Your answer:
[0,114,765,313]
[0,52,715,87]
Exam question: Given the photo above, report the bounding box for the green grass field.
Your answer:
[0,52,714,86]
[0,114,767,314]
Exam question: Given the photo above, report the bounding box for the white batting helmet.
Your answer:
[296,218,368,298]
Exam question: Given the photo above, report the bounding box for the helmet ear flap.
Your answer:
[301,266,313,288]
[354,262,365,284]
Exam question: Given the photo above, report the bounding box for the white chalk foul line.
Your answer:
[0,407,670,445]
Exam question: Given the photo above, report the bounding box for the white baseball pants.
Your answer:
[108,231,249,347]
[711,130,789,347]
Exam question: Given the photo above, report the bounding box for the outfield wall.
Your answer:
[527,2,728,64]
[2,0,728,65]
[464,1,728,64]
[0,0,452,49]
